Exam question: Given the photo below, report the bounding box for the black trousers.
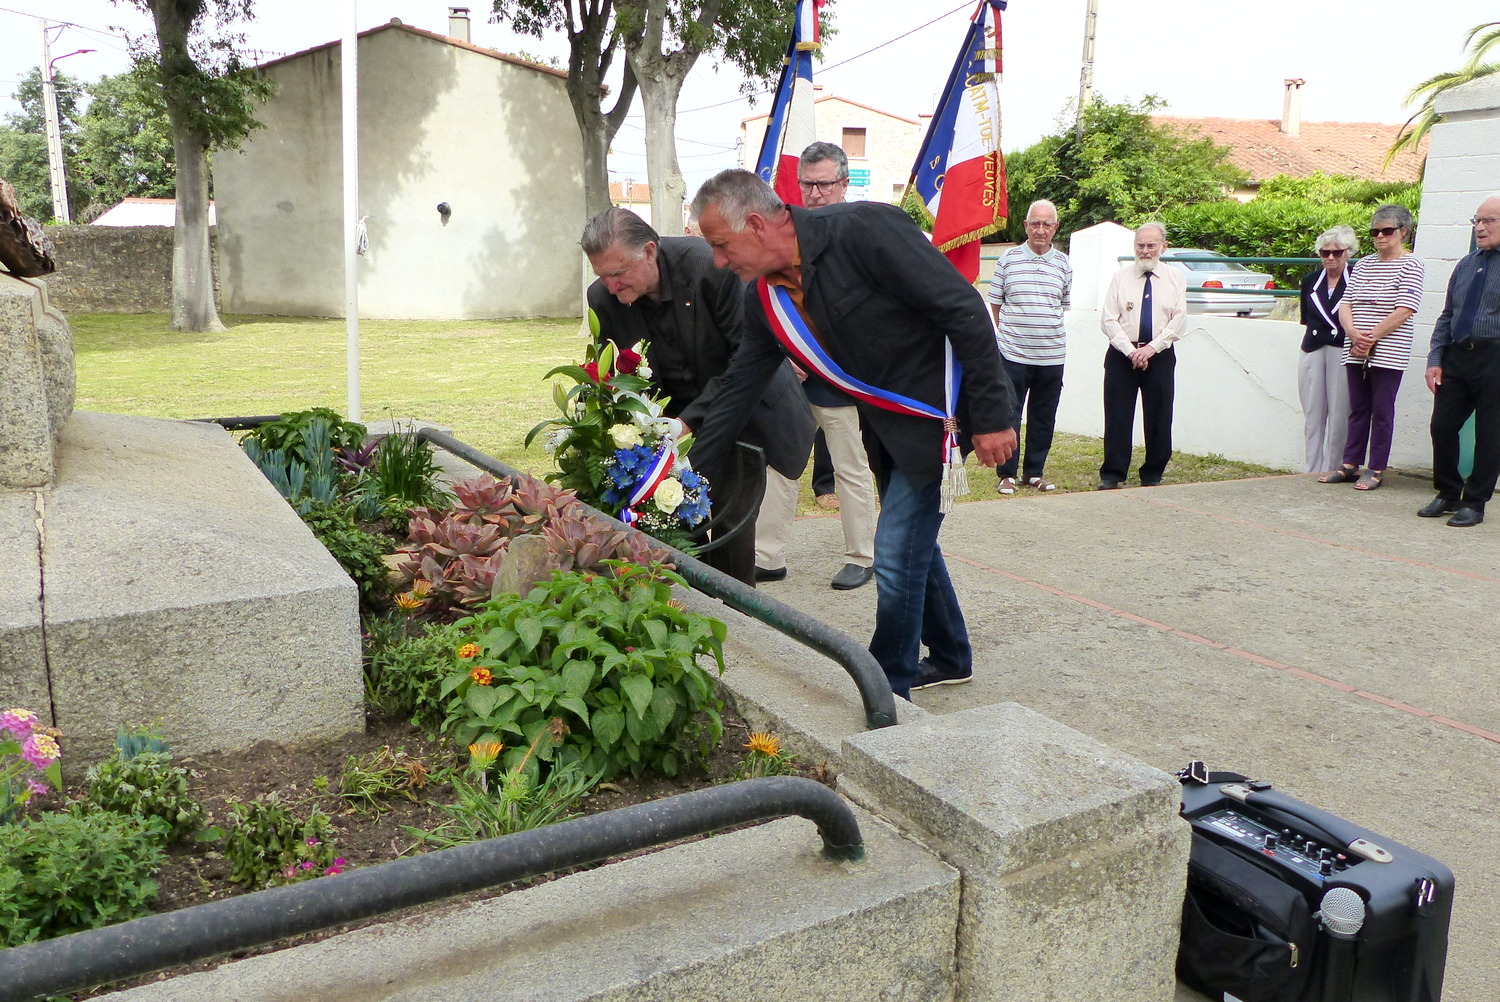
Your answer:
[997,358,1065,480]
[702,443,766,586]
[1101,345,1176,484]
[1431,341,1500,509]
[811,427,836,496]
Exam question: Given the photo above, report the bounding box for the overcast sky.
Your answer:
[3,0,1496,193]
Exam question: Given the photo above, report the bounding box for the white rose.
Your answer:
[609,423,643,449]
[653,477,685,512]
[638,363,653,379]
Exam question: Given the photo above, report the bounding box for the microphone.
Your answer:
[1317,886,1366,1002]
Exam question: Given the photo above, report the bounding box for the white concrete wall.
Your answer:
[741,96,924,204]
[216,28,584,319]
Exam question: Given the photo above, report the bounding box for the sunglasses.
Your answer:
[1369,226,1402,237]
[1318,249,1348,258]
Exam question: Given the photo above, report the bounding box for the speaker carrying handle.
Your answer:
[1221,785,1395,863]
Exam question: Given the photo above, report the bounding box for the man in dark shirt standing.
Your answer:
[582,207,814,580]
[1421,194,1500,528]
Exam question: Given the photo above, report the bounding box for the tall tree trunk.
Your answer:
[624,0,720,233]
[149,0,225,333]
[564,2,638,218]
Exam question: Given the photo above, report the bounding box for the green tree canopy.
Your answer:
[75,64,177,214]
[1003,95,1246,245]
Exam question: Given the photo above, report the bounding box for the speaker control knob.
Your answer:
[1320,859,1335,876]
[1263,833,1279,850]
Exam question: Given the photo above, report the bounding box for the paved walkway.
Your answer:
[759,470,1498,1002]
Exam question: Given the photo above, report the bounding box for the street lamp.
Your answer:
[39,20,94,224]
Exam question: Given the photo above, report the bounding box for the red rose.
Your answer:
[617,348,643,375]
[582,361,603,382]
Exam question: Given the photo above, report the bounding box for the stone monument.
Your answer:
[1,180,363,768]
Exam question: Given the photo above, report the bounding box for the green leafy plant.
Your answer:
[216,794,340,889]
[358,421,452,514]
[300,499,396,610]
[364,619,470,725]
[441,562,726,780]
[339,745,431,815]
[241,408,367,468]
[86,750,205,844]
[408,733,597,848]
[112,722,172,761]
[0,707,62,825]
[0,807,168,947]
[733,730,797,780]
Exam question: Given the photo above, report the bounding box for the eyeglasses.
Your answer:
[1370,226,1402,237]
[1318,248,1348,258]
[798,179,845,193]
[1025,220,1058,229]
[1472,216,1500,227]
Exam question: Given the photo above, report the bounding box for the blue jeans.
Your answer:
[869,463,972,698]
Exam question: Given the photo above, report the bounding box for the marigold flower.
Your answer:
[745,732,781,757]
[21,733,60,769]
[457,642,481,659]
[410,578,433,599]
[469,666,493,686]
[393,591,423,612]
[0,707,37,740]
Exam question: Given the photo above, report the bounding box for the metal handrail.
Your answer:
[0,777,863,1001]
[417,427,899,730]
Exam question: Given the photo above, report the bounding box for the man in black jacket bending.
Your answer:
[686,171,1016,699]
[582,206,814,584]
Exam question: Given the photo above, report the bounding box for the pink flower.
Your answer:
[305,837,321,846]
[323,860,345,876]
[21,733,59,769]
[0,708,36,740]
[299,861,315,870]
[282,864,299,880]
[27,778,49,795]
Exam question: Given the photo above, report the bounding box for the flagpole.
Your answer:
[342,0,361,421]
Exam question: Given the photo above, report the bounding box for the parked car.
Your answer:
[1161,250,1278,318]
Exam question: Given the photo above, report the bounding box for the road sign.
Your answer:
[847,169,871,183]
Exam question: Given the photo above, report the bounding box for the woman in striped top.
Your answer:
[1317,204,1425,490]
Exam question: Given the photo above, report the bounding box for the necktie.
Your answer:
[1138,272,1154,344]
[1453,251,1492,344]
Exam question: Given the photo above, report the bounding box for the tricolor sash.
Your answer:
[757,279,969,512]
[620,445,677,525]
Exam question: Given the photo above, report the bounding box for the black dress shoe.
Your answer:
[1098,480,1123,491]
[1448,507,1484,527]
[1418,496,1459,518]
[1140,479,1162,487]
[754,565,787,582]
[830,563,874,590]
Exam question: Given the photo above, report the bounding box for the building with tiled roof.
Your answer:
[215,9,582,319]
[1155,80,1427,200]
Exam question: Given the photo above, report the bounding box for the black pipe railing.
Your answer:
[416,427,899,730]
[0,777,863,1002]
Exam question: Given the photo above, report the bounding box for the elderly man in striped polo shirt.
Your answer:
[985,199,1073,494]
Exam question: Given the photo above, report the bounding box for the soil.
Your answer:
[43,704,826,999]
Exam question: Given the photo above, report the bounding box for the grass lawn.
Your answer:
[70,313,1284,510]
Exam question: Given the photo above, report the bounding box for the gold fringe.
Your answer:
[795,41,821,52]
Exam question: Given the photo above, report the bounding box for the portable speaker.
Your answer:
[1177,764,1453,1002]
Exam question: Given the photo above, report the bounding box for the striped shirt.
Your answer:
[986,244,1072,365]
[1342,254,1425,371]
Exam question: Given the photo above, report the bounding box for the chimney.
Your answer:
[448,7,471,43]
[1281,78,1305,137]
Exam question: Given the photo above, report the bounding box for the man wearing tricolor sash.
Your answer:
[687,170,1017,700]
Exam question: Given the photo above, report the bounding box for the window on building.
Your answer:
[892,183,905,203]
[841,127,867,158]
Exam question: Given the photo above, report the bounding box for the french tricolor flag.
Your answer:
[906,0,1008,282]
[754,0,822,208]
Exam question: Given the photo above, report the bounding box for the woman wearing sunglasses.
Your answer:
[1299,226,1358,472]
[1317,204,1424,490]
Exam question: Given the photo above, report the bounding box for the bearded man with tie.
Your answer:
[1421,194,1500,528]
[1098,222,1189,490]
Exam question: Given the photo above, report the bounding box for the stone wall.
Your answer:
[41,225,219,314]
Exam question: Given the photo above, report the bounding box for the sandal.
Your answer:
[1026,476,1057,492]
[997,476,1017,495]
[1354,470,1384,491]
[1318,465,1361,484]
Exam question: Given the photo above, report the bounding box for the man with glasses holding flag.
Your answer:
[686,169,1016,700]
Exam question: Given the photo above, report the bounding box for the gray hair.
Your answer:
[1370,203,1415,236]
[1316,224,1359,255]
[580,206,659,257]
[690,170,786,231]
[1026,199,1058,221]
[799,141,849,179]
[1135,221,1168,242]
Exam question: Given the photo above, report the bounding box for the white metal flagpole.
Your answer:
[342,0,361,420]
